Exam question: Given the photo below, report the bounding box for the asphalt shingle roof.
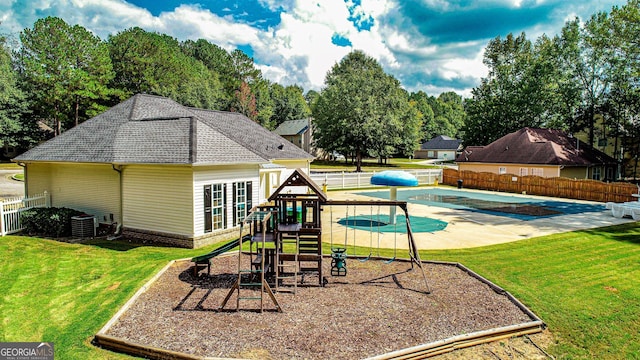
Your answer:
[456,127,616,166]
[273,118,309,136]
[420,135,461,150]
[15,94,313,165]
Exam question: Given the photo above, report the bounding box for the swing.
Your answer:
[330,205,347,276]
[384,207,398,264]
[359,205,375,262]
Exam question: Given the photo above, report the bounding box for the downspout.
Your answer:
[16,162,26,196]
[112,164,123,227]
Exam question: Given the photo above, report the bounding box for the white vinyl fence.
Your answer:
[1,192,50,236]
[310,169,442,190]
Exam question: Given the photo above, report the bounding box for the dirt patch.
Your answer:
[104,255,547,359]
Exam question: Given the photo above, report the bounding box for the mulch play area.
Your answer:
[96,253,546,359]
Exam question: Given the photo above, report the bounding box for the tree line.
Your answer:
[463,0,640,178]
[6,1,637,177]
[0,16,464,165]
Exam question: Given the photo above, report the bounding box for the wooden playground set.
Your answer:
[193,169,431,313]
[94,169,546,359]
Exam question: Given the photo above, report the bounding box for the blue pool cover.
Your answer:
[359,188,605,221]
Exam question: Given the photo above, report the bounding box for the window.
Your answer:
[204,184,226,233]
[519,168,528,176]
[607,167,614,181]
[499,167,507,174]
[592,167,601,180]
[531,168,544,176]
[233,181,252,226]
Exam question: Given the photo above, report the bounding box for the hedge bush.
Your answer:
[21,207,85,237]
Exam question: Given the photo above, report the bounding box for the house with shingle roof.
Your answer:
[14,94,314,248]
[414,135,462,160]
[273,118,315,155]
[456,127,617,180]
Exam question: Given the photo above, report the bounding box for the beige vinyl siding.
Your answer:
[560,167,590,179]
[438,150,456,160]
[26,163,120,223]
[24,163,52,196]
[193,165,259,237]
[122,165,193,237]
[458,163,560,178]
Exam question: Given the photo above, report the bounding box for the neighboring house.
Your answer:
[13,94,314,248]
[414,135,462,160]
[456,127,617,180]
[273,118,315,155]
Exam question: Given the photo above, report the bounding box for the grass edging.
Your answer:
[94,259,178,337]
[93,255,240,360]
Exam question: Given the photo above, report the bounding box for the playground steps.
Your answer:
[219,208,283,313]
[276,233,299,294]
[295,230,323,285]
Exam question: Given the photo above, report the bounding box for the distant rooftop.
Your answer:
[274,118,310,136]
[420,135,462,150]
[456,127,616,165]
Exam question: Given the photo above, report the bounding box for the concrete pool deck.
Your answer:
[322,186,635,250]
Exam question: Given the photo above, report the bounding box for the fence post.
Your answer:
[0,199,5,236]
[44,191,50,207]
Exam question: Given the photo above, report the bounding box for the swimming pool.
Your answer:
[359,188,605,221]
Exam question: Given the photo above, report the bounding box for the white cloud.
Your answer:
[440,48,487,81]
[254,10,352,89]
[2,0,628,97]
[157,5,260,49]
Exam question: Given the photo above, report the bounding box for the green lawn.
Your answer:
[1,223,639,359]
[0,162,21,170]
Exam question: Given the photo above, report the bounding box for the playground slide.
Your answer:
[191,235,250,264]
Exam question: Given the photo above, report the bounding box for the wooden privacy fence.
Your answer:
[1,192,50,236]
[443,169,639,203]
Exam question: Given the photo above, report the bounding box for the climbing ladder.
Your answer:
[219,209,282,313]
[275,223,300,293]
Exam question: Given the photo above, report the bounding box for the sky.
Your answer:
[0,0,629,97]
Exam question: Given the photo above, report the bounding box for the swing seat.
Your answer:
[331,248,347,276]
[331,247,346,256]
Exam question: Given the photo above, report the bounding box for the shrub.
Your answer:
[21,207,85,237]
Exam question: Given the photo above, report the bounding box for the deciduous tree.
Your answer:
[463,33,552,145]
[270,83,311,129]
[313,51,420,171]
